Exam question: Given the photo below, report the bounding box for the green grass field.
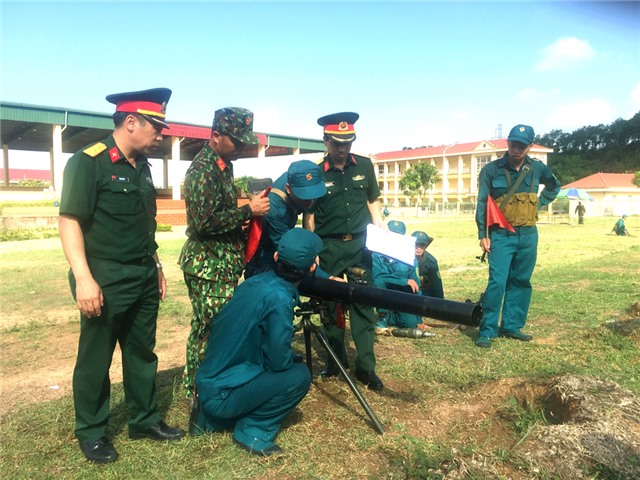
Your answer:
[0,216,638,479]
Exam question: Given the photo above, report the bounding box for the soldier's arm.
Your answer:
[59,215,103,317]
[303,212,315,231]
[368,198,385,228]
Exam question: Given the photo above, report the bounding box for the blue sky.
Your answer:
[2,0,639,159]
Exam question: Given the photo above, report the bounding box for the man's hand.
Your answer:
[480,237,491,253]
[329,275,347,283]
[158,268,167,301]
[407,279,419,293]
[75,275,104,318]
[249,192,270,216]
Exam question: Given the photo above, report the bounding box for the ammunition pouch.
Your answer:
[495,192,538,227]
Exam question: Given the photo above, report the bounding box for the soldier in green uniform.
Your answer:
[475,124,560,349]
[411,231,444,299]
[179,107,270,401]
[303,112,386,390]
[59,88,184,463]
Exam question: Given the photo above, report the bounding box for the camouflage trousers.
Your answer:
[183,273,235,397]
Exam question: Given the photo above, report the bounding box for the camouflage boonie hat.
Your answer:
[213,107,260,145]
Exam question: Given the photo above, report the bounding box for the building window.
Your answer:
[378,165,384,176]
[476,155,491,171]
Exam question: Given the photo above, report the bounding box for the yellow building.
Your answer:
[372,139,553,210]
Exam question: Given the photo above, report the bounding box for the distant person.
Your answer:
[179,107,270,401]
[59,88,184,463]
[372,220,424,333]
[411,231,444,299]
[575,201,586,224]
[474,124,561,349]
[244,160,326,277]
[611,215,630,236]
[192,228,321,456]
[382,206,390,218]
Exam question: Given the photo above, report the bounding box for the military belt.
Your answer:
[320,231,365,242]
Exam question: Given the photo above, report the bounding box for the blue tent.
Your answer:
[557,187,594,201]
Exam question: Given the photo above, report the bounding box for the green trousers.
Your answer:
[70,256,161,442]
[479,228,538,338]
[319,237,376,371]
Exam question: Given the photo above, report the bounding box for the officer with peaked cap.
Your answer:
[303,112,386,390]
[411,231,444,299]
[193,228,321,455]
[59,88,184,463]
[245,159,328,278]
[179,107,270,406]
[371,221,424,332]
[475,124,560,349]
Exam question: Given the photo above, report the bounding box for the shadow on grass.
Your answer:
[107,366,184,438]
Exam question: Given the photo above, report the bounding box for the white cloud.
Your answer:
[534,37,596,72]
[450,111,470,120]
[546,99,613,130]
[631,81,640,107]
[516,87,561,101]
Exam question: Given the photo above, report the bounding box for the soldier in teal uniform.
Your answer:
[372,220,423,331]
[244,160,327,277]
[475,124,560,348]
[612,214,629,236]
[411,231,444,299]
[59,88,184,463]
[303,112,386,390]
[179,108,270,399]
[193,228,321,456]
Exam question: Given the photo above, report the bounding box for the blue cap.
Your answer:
[411,231,433,246]
[287,160,327,200]
[387,220,406,235]
[277,228,323,269]
[507,124,535,145]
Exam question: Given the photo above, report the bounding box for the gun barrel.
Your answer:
[299,277,481,327]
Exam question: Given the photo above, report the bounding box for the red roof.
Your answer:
[0,168,51,181]
[563,173,636,189]
[373,139,551,161]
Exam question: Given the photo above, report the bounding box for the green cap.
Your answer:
[387,220,406,235]
[507,124,535,145]
[277,228,323,270]
[213,107,260,145]
[411,231,433,246]
[287,160,327,200]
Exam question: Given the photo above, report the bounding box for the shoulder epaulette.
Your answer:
[83,143,107,158]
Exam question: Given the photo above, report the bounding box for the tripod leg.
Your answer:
[315,329,385,435]
[303,326,313,377]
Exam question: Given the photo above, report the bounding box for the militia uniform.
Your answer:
[613,215,629,236]
[60,88,183,463]
[372,221,423,329]
[411,231,444,299]
[245,160,327,278]
[179,107,261,396]
[475,124,560,348]
[309,112,384,390]
[194,229,320,456]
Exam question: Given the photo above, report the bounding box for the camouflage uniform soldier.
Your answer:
[179,108,269,398]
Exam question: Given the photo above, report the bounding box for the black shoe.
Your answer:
[320,363,341,378]
[292,354,305,363]
[79,436,118,463]
[233,438,282,456]
[129,420,185,441]
[499,331,533,342]
[355,368,384,391]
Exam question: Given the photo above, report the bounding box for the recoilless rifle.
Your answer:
[293,277,482,435]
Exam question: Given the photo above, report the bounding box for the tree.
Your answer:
[633,171,640,188]
[399,162,440,210]
[234,176,256,198]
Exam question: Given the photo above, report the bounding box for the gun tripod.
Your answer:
[294,302,384,435]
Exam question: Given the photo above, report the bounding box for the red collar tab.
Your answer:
[323,160,330,172]
[350,154,357,165]
[109,147,121,163]
[115,100,167,120]
[217,157,227,171]
[323,122,355,135]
